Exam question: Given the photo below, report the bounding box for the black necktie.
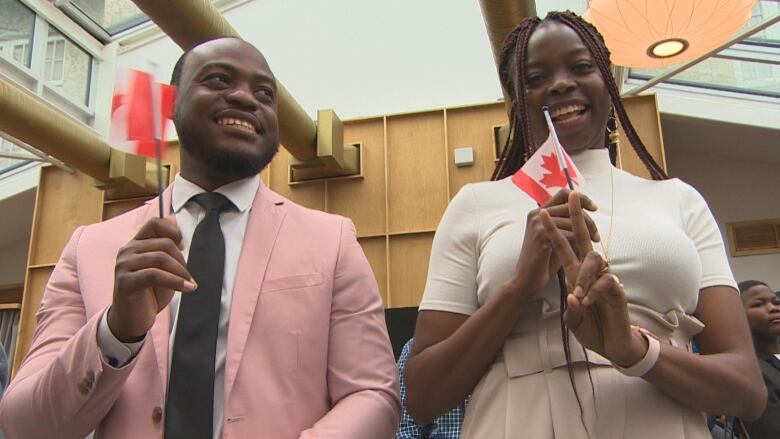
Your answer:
[165,192,233,439]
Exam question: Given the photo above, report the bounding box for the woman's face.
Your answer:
[519,22,611,154]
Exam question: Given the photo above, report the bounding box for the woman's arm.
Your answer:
[405,286,531,425]
[643,285,766,420]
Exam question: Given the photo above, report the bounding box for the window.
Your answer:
[0,0,36,67]
[45,27,93,106]
[44,39,65,83]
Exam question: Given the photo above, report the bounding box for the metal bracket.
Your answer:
[288,109,361,183]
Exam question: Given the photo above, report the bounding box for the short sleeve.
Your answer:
[419,184,480,315]
[678,180,737,291]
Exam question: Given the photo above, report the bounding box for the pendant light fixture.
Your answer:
[583,0,758,68]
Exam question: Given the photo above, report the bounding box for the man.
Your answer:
[739,280,780,438]
[395,339,467,439]
[0,37,400,439]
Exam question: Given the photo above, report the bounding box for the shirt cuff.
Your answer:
[97,308,145,368]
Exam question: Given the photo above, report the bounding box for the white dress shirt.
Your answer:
[97,173,259,439]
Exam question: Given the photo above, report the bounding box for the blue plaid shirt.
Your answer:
[395,339,468,439]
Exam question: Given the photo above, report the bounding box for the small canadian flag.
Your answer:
[110,69,176,158]
[511,131,585,205]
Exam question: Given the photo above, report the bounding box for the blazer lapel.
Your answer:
[224,185,286,400]
[140,186,174,397]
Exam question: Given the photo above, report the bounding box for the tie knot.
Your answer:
[191,192,233,213]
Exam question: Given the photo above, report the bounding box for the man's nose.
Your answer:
[225,86,258,110]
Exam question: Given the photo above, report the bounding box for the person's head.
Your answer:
[493,11,666,181]
[171,36,279,189]
[739,280,780,339]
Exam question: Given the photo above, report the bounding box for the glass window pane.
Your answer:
[631,57,780,98]
[70,0,149,35]
[0,138,32,175]
[46,27,92,106]
[746,1,780,46]
[0,0,36,67]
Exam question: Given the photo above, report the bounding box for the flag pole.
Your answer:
[148,62,164,219]
[542,106,574,191]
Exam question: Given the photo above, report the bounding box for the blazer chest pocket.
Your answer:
[261,272,324,293]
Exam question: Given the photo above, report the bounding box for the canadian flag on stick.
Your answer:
[511,108,585,205]
[110,69,176,158]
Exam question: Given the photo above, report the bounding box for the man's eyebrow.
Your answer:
[194,61,276,84]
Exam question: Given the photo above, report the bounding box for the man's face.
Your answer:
[174,38,279,180]
[742,284,780,337]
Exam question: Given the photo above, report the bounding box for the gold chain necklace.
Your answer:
[596,163,615,264]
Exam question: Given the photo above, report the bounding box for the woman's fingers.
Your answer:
[572,251,606,301]
[539,209,579,272]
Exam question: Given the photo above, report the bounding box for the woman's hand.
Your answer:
[538,191,646,366]
[506,189,600,298]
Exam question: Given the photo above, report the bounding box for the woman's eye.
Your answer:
[526,74,544,86]
[573,62,593,72]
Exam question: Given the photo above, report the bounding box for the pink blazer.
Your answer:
[0,183,400,439]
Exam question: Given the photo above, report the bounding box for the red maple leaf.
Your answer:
[539,153,569,189]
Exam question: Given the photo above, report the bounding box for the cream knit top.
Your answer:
[420,148,736,324]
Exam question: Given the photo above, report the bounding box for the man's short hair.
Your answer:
[170,36,246,87]
[738,280,768,294]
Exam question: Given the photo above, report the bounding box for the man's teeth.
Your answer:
[551,105,585,119]
[218,118,255,132]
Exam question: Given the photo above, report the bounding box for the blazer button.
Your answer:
[152,406,163,423]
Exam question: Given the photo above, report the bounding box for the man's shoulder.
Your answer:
[262,186,349,229]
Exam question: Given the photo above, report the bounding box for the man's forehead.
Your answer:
[184,38,272,76]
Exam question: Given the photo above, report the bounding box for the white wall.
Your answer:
[118,0,505,120]
[667,147,780,290]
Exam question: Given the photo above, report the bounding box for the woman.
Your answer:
[404,11,766,439]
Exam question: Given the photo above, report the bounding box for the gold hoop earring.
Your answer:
[606,112,620,147]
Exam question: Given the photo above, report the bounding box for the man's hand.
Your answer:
[107,217,195,343]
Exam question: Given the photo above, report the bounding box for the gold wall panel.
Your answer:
[13,266,53,373]
[389,232,434,308]
[618,94,667,179]
[386,112,449,234]
[28,168,103,266]
[358,236,389,306]
[446,103,507,197]
[268,150,326,211]
[328,118,387,237]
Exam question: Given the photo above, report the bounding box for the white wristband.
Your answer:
[613,329,661,377]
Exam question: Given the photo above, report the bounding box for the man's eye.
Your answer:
[205,74,229,84]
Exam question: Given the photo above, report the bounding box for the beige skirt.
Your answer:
[462,305,711,438]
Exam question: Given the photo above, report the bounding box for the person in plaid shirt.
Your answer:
[396,339,468,439]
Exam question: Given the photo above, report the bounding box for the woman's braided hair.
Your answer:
[493,10,667,181]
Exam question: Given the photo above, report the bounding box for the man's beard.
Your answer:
[176,119,278,180]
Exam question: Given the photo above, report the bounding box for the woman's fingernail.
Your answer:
[574,286,583,298]
[182,279,197,291]
[594,231,602,242]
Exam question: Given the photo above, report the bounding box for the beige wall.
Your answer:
[666,148,780,290]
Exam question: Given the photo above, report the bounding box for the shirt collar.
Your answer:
[171,173,259,214]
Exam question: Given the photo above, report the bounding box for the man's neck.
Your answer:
[754,334,780,355]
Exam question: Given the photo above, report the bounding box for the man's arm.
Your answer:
[300,219,401,439]
[0,227,137,439]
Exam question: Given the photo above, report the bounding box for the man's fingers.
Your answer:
[125,251,192,283]
[135,217,183,244]
[130,237,188,268]
[117,268,196,293]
